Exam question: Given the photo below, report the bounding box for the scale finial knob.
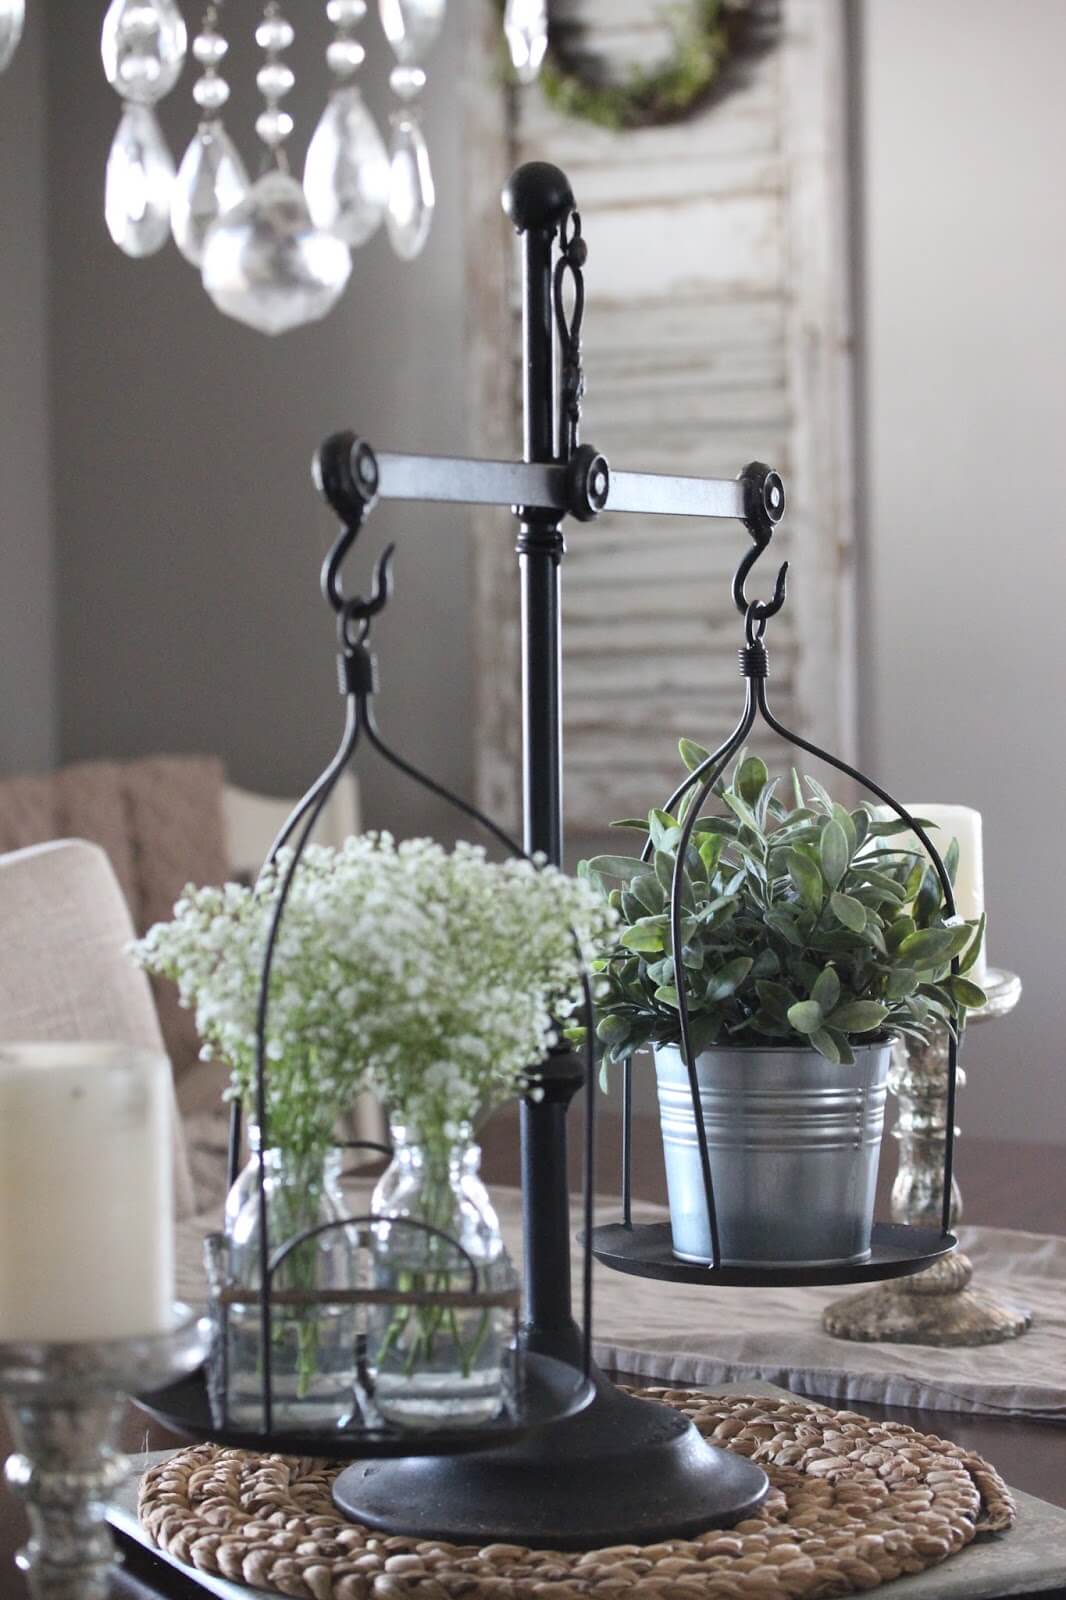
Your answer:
[502,162,574,232]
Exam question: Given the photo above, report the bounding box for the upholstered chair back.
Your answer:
[0,838,195,1218]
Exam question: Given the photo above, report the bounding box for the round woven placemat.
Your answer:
[139,1388,1015,1600]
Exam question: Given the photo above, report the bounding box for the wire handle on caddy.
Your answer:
[619,464,963,1272]
[230,431,601,1433]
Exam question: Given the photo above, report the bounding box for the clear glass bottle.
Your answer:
[367,1122,515,1429]
[223,1133,358,1429]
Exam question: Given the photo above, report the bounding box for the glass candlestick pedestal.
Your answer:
[0,1305,208,1599]
[823,969,1028,1347]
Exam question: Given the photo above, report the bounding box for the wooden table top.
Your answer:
[2,1128,1063,1598]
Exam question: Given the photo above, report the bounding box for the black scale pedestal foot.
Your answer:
[331,1366,768,1551]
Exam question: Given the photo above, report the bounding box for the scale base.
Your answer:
[332,1368,768,1550]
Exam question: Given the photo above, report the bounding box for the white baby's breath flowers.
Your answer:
[131,833,615,1163]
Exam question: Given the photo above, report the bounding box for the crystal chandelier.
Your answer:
[81,0,550,335]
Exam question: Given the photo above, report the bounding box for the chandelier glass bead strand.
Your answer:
[171,4,250,267]
[101,0,188,104]
[201,2,352,335]
[380,0,445,260]
[254,1,296,158]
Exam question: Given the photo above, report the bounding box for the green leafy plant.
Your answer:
[580,746,986,1072]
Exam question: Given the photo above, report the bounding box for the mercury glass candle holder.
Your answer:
[0,1304,208,1599]
[823,969,1028,1346]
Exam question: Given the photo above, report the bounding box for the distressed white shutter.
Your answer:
[463,0,856,838]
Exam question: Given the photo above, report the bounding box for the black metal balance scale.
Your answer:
[139,161,961,1551]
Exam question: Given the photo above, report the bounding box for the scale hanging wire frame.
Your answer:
[210,439,602,1447]
[602,505,966,1285]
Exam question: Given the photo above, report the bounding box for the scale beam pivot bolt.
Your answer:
[567,445,610,522]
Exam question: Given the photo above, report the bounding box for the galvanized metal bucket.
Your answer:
[654,1041,892,1267]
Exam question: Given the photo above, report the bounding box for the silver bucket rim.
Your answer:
[654,1033,899,1058]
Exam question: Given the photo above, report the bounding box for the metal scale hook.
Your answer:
[734,461,788,637]
[313,430,396,653]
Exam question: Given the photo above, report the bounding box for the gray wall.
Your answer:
[0,2,55,771]
[45,2,473,839]
[858,0,1066,1143]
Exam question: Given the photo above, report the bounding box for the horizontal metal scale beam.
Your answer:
[606,470,746,521]
[376,452,564,511]
[375,451,748,522]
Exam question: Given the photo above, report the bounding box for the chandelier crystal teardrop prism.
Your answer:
[379,0,446,65]
[105,102,177,257]
[386,113,434,261]
[0,0,25,76]
[95,0,547,331]
[504,0,548,85]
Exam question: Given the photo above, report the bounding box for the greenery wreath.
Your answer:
[497,1,751,132]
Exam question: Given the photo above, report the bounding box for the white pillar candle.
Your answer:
[876,803,987,985]
[0,1044,174,1342]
